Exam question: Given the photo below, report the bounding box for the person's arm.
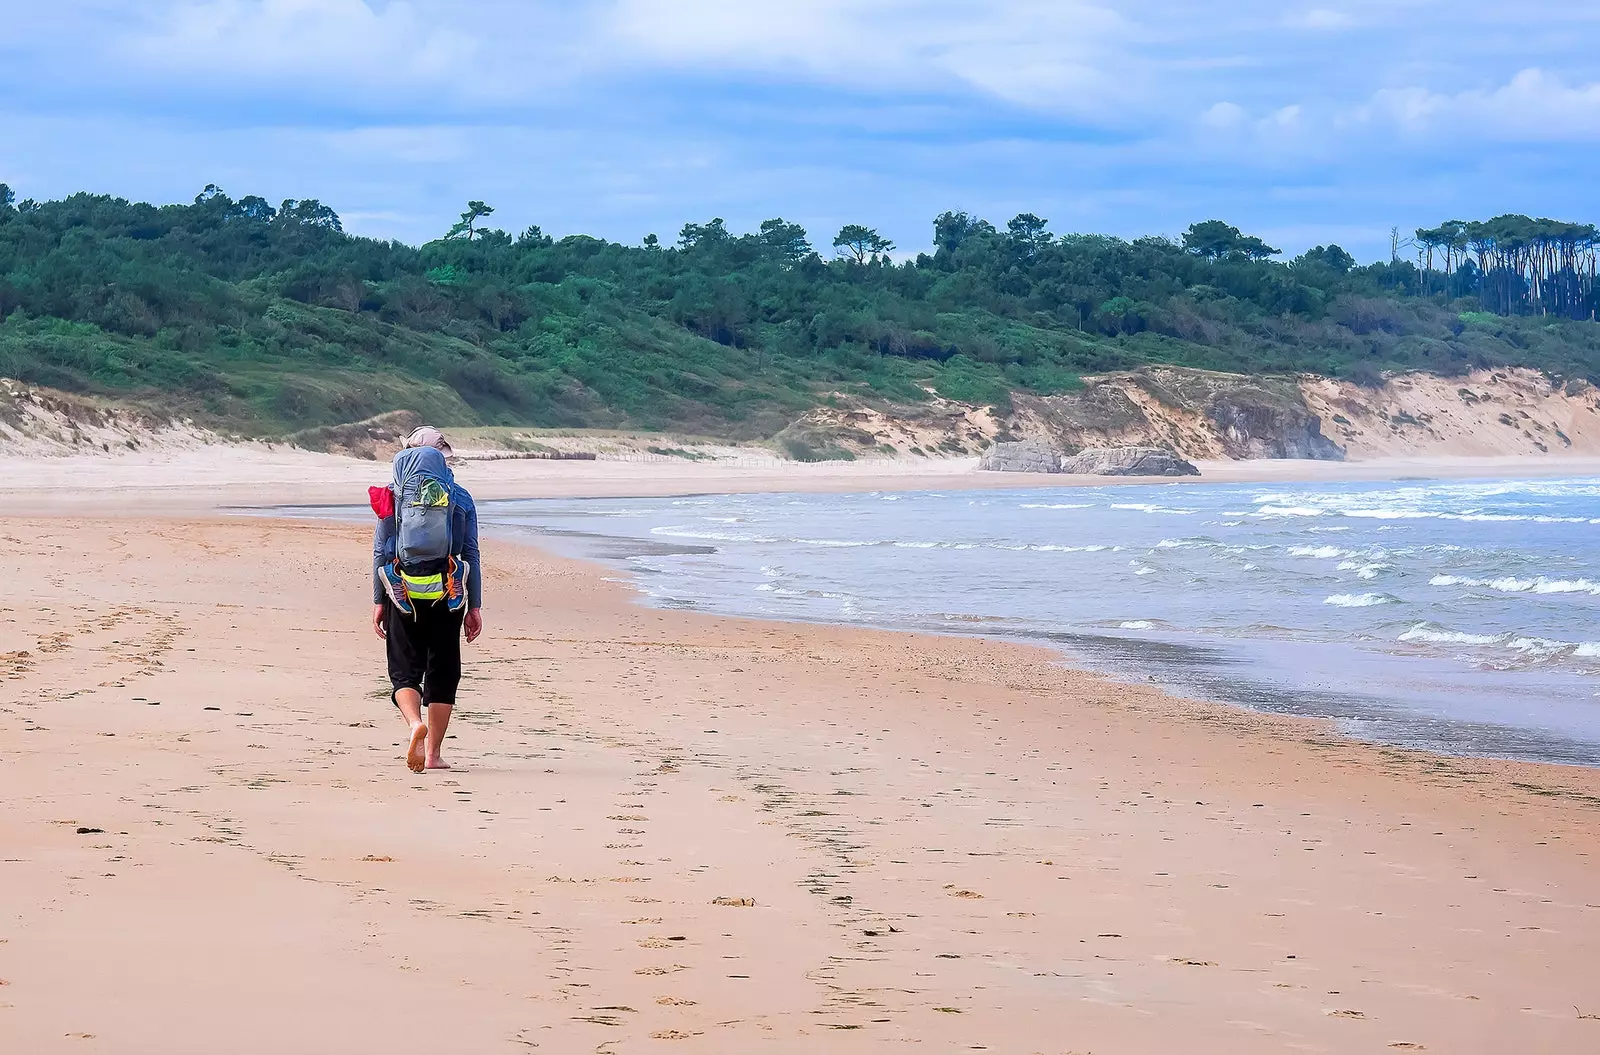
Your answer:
[372,516,393,638]
[460,499,482,610]
[373,516,395,604]
[456,492,484,642]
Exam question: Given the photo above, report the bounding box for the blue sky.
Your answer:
[3,1,1598,261]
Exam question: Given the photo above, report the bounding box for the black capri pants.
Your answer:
[385,597,466,707]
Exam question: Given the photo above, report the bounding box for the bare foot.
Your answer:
[425,755,452,770]
[406,723,428,773]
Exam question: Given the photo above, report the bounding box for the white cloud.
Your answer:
[1363,68,1600,141]
[128,1,476,80]
[1292,8,1356,31]
[1200,101,1246,128]
[604,0,1137,117]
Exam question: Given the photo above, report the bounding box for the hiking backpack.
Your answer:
[389,446,454,573]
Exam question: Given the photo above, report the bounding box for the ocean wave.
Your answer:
[1110,502,1200,515]
[1290,545,1348,559]
[1020,502,1094,510]
[1429,574,1600,595]
[1338,559,1392,580]
[1400,622,1600,659]
[1324,592,1398,607]
[651,526,778,543]
[1251,505,1328,517]
[1398,623,1502,645]
[1340,509,1438,520]
[1119,620,1156,630]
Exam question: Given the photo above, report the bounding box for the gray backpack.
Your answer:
[391,446,454,573]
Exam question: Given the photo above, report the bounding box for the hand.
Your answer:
[372,603,387,639]
[464,608,483,644]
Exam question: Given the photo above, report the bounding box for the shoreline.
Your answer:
[7,444,1600,512]
[3,511,1599,1051]
[490,507,1600,772]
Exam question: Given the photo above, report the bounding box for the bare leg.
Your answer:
[395,688,427,773]
[425,702,453,770]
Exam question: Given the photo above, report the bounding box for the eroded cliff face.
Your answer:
[781,365,1600,462]
[1302,369,1600,458]
[1009,367,1345,461]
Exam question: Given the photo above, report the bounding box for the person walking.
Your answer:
[371,426,483,773]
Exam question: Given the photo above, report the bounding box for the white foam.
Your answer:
[1251,505,1327,517]
[1399,623,1592,658]
[1340,509,1438,520]
[1119,620,1156,630]
[1020,502,1093,510]
[1112,503,1198,515]
[1324,593,1397,607]
[1399,623,1501,646]
[651,526,777,543]
[1290,545,1347,559]
[1430,574,1600,595]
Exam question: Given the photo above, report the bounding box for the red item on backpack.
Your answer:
[368,485,395,519]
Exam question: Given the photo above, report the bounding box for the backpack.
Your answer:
[389,446,454,574]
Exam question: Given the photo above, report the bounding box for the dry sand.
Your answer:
[3,461,1600,1053]
[10,443,1600,512]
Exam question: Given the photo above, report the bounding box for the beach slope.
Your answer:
[2,515,1598,1053]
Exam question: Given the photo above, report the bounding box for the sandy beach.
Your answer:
[4,457,1600,1053]
[9,443,1600,511]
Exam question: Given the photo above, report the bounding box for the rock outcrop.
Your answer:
[1059,446,1200,476]
[1011,367,1347,462]
[978,439,1062,473]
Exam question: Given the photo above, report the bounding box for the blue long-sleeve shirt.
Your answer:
[372,483,482,609]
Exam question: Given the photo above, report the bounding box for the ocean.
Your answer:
[479,477,1600,766]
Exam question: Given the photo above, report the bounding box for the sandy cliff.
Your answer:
[6,366,1600,463]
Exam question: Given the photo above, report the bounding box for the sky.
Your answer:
[2,1,1599,261]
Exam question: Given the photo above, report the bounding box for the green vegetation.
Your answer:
[2,183,1599,438]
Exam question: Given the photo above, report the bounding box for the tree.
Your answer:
[236,195,276,222]
[758,218,812,262]
[642,233,661,251]
[1182,220,1279,261]
[1006,213,1052,258]
[678,218,730,250]
[0,183,13,211]
[277,199,343,231]
[516,224,551,248]
[1295,244,1355,273]
[933,211,995,254]
[447,201,495,241]
[833,224,894,264]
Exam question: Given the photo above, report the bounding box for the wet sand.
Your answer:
[2,509,1599,1054]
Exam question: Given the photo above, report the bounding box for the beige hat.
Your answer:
[404,425,453,455]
